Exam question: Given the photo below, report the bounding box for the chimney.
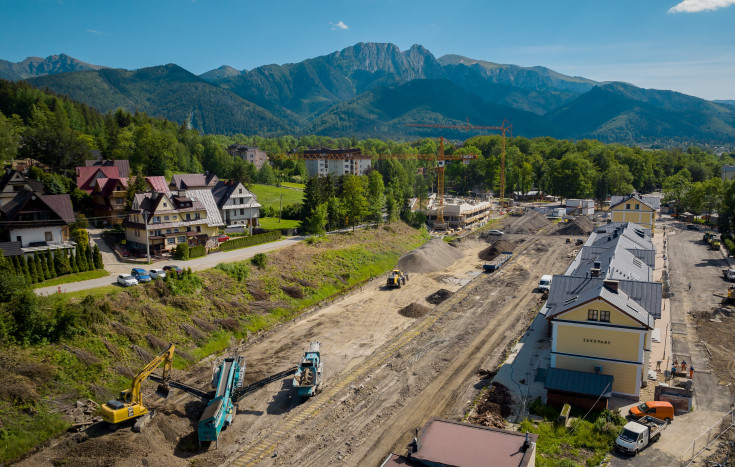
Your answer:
[591,268,600,277]
[607,235,612,242]
[604,279,619,292]
[523,431,530,450]
[593,261,601,269]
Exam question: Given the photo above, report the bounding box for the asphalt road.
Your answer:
[35,236,305,296]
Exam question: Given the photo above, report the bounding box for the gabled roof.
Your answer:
[94,177,129,197]
[76,166,119,193]
[610,193,654,211]
[186,189,225,227]
[0,170,44,193]
[611,194,660,210]
[211,180,260,209]
[146,176,168,193]
[0,189,75,226]
[568,244,653,282]
[170,173,220,190]
[545,275,659,326]
[85,159,130,179]
[544,368,613,398]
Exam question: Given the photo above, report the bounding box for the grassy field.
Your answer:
[0,222,428,463]
[259,217,301,230]
[280,182,305,190]
[33,269,109,289]
[250,183,303,210]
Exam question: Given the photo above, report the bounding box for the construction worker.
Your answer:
[681,360,687,372]
[674,359,679,369]
[690,365,695,379]
[671,364,677,378]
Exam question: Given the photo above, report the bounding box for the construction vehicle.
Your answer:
[704,232,717,243]
[293,341,323,400]
[483,252,513,272]
[387,269,409,288]
[615,416,668,455]
[714,286,735,303]
[710,238,721,250]
[198,355,245,449]
[99,343,174,426]
[723,269,735,282]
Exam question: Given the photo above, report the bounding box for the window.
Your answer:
[196,226,201,233]
[240,209,245,215]
[16,236,21,243]
[177,236,186,243]
[625,204,631,209]
[45,232,53,241]
[239,189,242,194]
[186,227,191,232]
[174,228,179,233]
[163,202,168,208]
[154,216,161,223]
[116,197,123,204]
[135,230,140,237]
[587,309,598,321]
[166,229,172,234]
[635,204,640,210]
[185,214,190,221]
[167,238,176,245]
[600,310,611,322]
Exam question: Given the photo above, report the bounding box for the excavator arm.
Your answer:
[130,343,175,406]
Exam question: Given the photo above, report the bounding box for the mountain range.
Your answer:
[4,43,735,145]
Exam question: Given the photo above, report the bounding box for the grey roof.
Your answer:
[569,245,652,282]
[544,367,613,398]
[211,181,261,209]
[546,275,659,326]
[588,223,652,250]
[610,193,655,211]
[170,173,220,190]
[185,189,225,227]
[611,194,660,210]
[0,241,23,257]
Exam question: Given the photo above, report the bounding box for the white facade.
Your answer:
[10,226,65,247]
[305,158,371,177]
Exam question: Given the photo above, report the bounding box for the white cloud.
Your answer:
[86,29,101,35]
[329,21,348,31]
[668,0,735,13]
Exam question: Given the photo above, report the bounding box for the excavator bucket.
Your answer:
[156,383,171,399]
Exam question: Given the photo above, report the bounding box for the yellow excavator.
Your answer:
[99,343,174,425]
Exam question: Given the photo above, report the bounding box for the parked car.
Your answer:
[628,401,674,422]
[117,274,138,287]
[488,230,504,236]
[149,268,166,279]
[686,224,700,230]
[218,234,230,242]
[163,265,184,276]
[131,268,152,283]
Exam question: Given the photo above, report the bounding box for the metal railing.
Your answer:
[679,408,735,466]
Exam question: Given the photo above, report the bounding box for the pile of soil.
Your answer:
[398,302,431,318]
[556,216,595,236]
[479,240,516,261]
[503,210,551,234]
[466,382,513,428]
[397,238,464,273]
[426,289,453,305]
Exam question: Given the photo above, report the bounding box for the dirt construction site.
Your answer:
[21,213,580,467]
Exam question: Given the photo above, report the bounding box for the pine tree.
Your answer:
[54,250,70,276]
[46,250,57,278]
[77,244,88,272]
[39,252,50,280]
[70,251,79,273]
[21,256,31,282]
[93,245,103,269]
[28,256,38,283]
[12,255,21,274]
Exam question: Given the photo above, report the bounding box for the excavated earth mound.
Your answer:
[426,289,453,305]
[397,238,464,273]
[479,240,517,261]
[503,210,551,234]
[398,302,431,318]
[555,216,595,236]
[466,382,513,429]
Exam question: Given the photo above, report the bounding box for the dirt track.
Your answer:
[21,228,575,467]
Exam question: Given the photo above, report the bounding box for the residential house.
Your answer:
[211,180,261,227]
[169,173,220,191]
[381,417,537,467]
[0,188,76,256]
[85,159,130,179]
[123,191,224,254]
[610,194,656,234]
[227,145,269,170]
[542,222,661,405]
[610,194,661,212]
[722,165,735,180]
[75,165,120,194]
[302,148,371,177]
[0,169,45,206]
[91,176,168,226]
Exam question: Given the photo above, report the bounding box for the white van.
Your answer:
[538,275,552,292]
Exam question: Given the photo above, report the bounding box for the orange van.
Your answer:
[628,401,674,422]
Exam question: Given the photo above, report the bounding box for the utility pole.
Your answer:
[144,211,150,264]
[279,193,282,224]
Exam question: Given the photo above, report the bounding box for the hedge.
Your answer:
[220,231,282,251]
[189,245,206,258]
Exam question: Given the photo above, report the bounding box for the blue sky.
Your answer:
[1,0,734,100]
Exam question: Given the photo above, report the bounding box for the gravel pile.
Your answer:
[397,238,464,273]
[503,210,551,234]
[556,216,595,236]
[426,289,453,305]
[398,302,431,318]
[478,240,516,261]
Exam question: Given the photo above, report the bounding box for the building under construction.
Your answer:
[302,148,372,177]
[426,198,492,230]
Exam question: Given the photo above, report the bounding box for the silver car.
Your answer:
[149,268,167,279]
[117,274,138,287]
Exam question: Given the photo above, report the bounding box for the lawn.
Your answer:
[250,183,303,210]
[280,181,305,190]
[33,269,110,289]
[259,217,301,230]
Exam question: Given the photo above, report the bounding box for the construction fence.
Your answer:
[679,408,735,466]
